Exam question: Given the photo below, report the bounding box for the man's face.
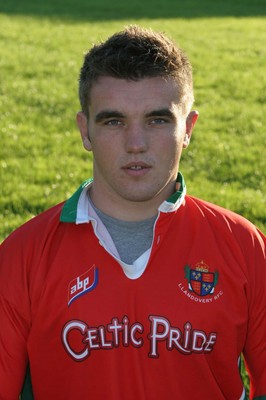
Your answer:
[77,76,197,219]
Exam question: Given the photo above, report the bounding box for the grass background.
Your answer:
[1,0,266,394]
[1,0,265,243]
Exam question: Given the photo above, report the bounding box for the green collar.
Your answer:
[60,173,186,223]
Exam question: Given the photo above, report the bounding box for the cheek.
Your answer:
[158,138,184,172]
[157,134,183,157]
[91,139,120,168]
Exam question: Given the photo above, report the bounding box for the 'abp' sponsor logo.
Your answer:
[68,265,98,306]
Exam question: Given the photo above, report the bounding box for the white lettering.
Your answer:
[192,331,207,352]
[130,324,144,347]
[108,318,123,347]
[148,316,170,358]
[62,320,89,361]
[204,333,217,352]
[62,316,218,361]
[148,316,217,357]
[85,328,100,349]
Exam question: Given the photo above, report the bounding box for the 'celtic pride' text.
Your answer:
[62,315,217,361]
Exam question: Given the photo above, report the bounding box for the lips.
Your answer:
[122,162,151,176]
[123,162,151,170]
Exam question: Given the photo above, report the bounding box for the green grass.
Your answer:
[1,1,265,244]
[0,0,266,393]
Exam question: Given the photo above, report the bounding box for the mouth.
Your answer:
[122,162,151,175]
[123,162,150,169]
[127,165,146,170]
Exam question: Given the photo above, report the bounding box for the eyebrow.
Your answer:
[95,110,125,123]
[94,108,176,123]
[145,108,176,119]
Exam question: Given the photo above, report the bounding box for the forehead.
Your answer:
[89,76,183,114]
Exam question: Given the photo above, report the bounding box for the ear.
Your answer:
[183,110,199,148]
[76,111,92,151]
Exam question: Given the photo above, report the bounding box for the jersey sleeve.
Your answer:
[0,230,32,399]
[241,228,266,399]
[0,203,63,398]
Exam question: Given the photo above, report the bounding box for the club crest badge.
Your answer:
[184,261,218,297]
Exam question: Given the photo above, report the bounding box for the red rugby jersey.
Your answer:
[0,174,265,399]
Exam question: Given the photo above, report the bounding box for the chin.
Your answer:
[120,190,162,203]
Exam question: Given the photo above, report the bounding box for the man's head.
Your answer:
[79,25,194,118]
[77,26,198,220]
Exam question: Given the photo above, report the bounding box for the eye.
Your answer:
[105,119,122,126]
[150,118,169,125]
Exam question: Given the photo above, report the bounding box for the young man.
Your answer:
[0,26,265,400]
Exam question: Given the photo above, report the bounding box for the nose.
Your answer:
[124,123,148,153]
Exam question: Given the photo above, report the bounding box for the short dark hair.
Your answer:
[79,25,194,116]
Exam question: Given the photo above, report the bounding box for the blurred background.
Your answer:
[0,0,265,240]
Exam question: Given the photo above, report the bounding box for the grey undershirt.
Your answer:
[90,202,157,264]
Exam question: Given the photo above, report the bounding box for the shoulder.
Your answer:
[0,202,68,305]
[0,202,65,252]
[185,194,258,227]
[184,194,265,247]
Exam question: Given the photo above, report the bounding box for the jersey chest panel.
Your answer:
[27,220,247,399]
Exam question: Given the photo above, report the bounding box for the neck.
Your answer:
[89,183,175,221]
